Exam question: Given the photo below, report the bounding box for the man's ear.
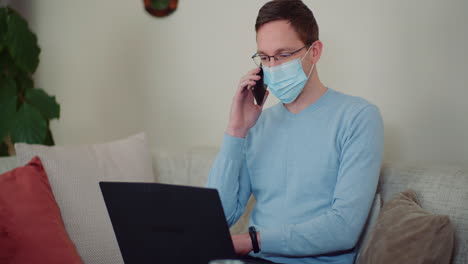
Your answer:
[311,40,323,64]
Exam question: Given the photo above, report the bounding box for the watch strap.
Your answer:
[248,226,260,253]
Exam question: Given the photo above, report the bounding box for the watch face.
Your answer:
[144,0,178,17]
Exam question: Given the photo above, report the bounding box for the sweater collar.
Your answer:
[277,87,333,119]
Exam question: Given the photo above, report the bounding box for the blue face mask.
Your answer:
[262,47,314,104]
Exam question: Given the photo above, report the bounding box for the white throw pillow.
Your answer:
[15,133,155,264]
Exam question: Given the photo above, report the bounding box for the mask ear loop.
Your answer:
[301,45,315,78]
[306,63,315,78]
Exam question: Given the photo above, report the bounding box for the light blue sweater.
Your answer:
[207,88,384,264]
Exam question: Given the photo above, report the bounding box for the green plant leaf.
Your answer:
[5,7,40,73]
[16,71,32,92]
[0,74,16,98]
[10,102,48,144]
[25,87,60,120]
[0,8,6,53]
[0,98,16,141]
[44,127,55,146]
[0,49,18,76]
[0,50,19,76]
[0,141,8,157]
[151,0,170,10]
[0,8,7,33]
[0,76,17,140]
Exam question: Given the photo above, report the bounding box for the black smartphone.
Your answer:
[252,67,267,105]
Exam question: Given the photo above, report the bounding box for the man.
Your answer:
[206,0,384,263]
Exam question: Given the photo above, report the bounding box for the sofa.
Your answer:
[1,145,467,263]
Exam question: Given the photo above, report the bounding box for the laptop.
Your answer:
[99,182,267,264]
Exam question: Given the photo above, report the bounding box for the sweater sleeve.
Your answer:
[259,105,384,257]
[206,133,252,227]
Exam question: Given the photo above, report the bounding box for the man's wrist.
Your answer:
[245,233,254,253]
[226,127,248,138]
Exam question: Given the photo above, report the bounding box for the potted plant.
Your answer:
[0,6,60,156]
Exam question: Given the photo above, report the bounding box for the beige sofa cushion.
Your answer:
[357,189,455,264]
[152,146,218,186]
[379,163,468,264]
[15,133,154,264]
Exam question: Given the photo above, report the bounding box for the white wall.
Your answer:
[11,0,148,144]
[12,0,468,168]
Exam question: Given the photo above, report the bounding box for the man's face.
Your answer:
[256,20,312,69]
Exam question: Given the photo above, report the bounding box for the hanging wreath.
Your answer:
[144,0,178,17]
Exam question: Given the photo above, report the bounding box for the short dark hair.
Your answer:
[255,0,319,46]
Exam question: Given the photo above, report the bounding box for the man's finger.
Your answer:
[240,75,261,86]
[247,67,261,75]
[237,81,256,94]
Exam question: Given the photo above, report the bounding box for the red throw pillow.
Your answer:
[0,156,82,264]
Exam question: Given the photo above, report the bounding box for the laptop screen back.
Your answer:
[99,182,237,264]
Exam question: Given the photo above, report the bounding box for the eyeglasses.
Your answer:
[251,46,307,66]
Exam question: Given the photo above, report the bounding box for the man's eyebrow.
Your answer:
[256,48,296,55]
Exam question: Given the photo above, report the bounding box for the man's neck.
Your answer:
[284,71,327,114]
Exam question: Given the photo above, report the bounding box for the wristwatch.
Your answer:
[248,226,260,253]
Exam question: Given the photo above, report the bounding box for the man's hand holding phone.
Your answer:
[226,67,269,138]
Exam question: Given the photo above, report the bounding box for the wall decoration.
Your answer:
[144,0,178,17]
